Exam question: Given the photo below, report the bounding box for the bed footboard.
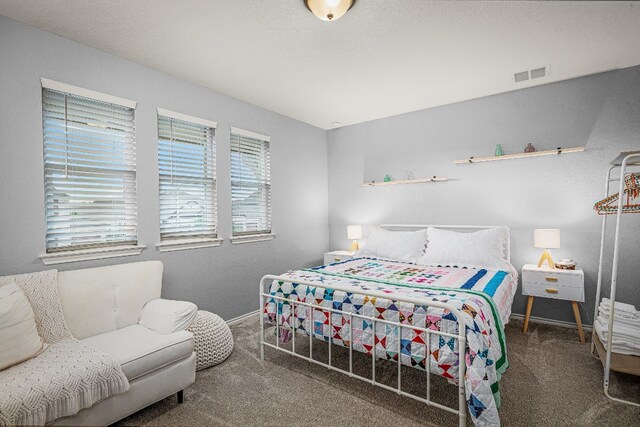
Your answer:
[259,274,468,427]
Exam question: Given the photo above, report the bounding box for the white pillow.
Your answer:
[417,227,509,269]
[139,298,198,334]
[358,227,428,263]
[0,283,47,371]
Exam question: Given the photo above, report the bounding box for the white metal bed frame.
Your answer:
[259,225,510,426]
[591,153,640,407]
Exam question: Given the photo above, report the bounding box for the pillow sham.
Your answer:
[358,227,428,263]
[417,227,509,269]
[0,283,47,371]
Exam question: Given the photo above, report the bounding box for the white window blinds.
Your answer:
[158,113,216,241]
[230,128,271,236]
[42,87,137,252]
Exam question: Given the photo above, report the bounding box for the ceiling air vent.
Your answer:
[514,70,529,83]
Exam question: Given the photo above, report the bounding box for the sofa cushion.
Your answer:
[82,324,193,381]
[58,261,163,340]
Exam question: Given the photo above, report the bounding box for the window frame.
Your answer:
[156,109,221,252]
[39,79,144,264]
[229,127,274,243]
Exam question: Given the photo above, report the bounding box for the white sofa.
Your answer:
[51,260,196,426]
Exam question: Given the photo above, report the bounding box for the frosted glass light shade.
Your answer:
[534,229,560,249]
[347,225,363,240]
[304,0,356,21]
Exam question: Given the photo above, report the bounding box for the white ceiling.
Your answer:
[1,1,640,129]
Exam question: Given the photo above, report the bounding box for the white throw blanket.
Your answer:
[594,320,640,355]
[0,270,130,426]
[595,298,640,356]
[599,298,639,321]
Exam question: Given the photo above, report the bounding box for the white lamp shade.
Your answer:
[347,225,363,240]
[534,229,560,249]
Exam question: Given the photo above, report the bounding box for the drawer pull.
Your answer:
[545,288,559,294]
[334,257,341,261]
[545,277,558,283]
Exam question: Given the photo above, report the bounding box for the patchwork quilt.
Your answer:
[264,257,516,427]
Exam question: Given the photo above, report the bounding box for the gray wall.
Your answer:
[2,16,639,326]
[0,17,329,320]
[328,66,640,325]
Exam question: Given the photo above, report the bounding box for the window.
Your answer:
[230,127,272,237]
[41,80,138,253]
[158,110,217,243]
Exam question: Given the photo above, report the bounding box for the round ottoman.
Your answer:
[188,310,234,371]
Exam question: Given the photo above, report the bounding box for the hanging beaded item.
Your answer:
[594,173,640,215]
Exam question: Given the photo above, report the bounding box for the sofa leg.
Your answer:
[177,390,184,404]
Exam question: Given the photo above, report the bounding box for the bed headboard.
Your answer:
[378,224,511,263]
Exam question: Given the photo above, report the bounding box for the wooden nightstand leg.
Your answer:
[523,296,534,333]
[571,301,585,343]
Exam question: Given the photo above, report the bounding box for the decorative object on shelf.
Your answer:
[404,170,415,180]
[454,146,585,164]
[555,258,577,270]
[524,143,537,153]
[594,173,640,215]
[347,225,363,253]
[361,176,449,187]
[303,0,357,21]
[534,228,560,269]
[383,174,393,182]
[495,144,505,156]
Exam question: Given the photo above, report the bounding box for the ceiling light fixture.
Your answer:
[304,0,357,22]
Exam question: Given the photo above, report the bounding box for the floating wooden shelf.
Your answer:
[454,146,585,164]
[361,177,448,187]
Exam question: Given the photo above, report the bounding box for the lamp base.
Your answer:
[350,240,359,253]
[537,249,556,269]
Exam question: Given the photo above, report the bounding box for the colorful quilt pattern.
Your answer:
[264,258,512,427]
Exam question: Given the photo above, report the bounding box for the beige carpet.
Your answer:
[115,314,640,426]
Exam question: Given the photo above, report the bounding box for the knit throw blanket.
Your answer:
[0,270,130,426]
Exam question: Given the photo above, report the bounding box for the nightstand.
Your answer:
[522,264,585,343]
[324,250,353,265]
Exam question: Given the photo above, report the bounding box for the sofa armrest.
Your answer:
[138,299,198,334]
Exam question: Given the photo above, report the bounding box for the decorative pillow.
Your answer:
[358,227,428,263]
[417,227,509,269]
[0,283,47,371]
[139,298,198,334]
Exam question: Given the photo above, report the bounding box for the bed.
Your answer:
[259,225,517,427]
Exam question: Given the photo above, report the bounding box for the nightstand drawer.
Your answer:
[522,280,584,302]
[324,252,352,265]
[522,269,583,288]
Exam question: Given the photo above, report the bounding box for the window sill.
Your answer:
[229,233,276,245]
[156,237,224,252]
[39,244,146,265]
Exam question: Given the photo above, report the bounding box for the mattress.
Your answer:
[264,257,518,427]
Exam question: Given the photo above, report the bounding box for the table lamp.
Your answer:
[534,229,560,269]
[347,225,363,253]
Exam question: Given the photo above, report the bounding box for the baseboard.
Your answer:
[510,313,592,332]
[226,309,259,325]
